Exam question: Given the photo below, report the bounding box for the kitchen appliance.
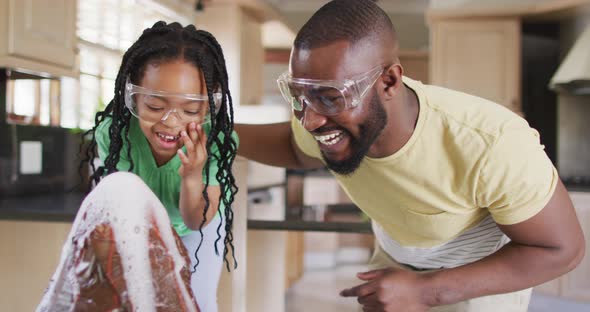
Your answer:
[0,68,84,196]
[522,22,590,190]
[550,24,590,95]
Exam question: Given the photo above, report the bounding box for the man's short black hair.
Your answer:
[294,0,396,50]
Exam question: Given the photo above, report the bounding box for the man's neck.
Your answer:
[368,84,420,158]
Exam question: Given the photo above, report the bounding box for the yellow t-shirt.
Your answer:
[292,76,558,248]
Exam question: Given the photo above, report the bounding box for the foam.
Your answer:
[37,172,197,312]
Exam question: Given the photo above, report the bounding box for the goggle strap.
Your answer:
[355,68,383,102]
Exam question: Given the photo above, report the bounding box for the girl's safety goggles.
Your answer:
[276,65,385,117]
[124,79,221,125]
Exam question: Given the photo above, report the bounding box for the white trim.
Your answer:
[373,215,510,269]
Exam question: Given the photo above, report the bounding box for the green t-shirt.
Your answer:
[95,116,238,236]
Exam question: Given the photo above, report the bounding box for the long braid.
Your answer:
[80,100,111,188]
[204,30,239,271]
[188,51,213,271]
[80,21,239,272]
[182,26,239,271]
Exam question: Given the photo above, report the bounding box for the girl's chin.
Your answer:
[151,148,179,166]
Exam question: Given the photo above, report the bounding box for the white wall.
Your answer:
[196,5,243,106]
[195,5,265,107]
[280,12,429,51]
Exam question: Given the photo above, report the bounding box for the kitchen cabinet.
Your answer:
[428,0,590,116]
[0,0,77,77]
[560,192,590,301]
[285,231,305,288]
[0,220,72,312]
[218,156,249,312]
[430,18,521,113]
[285,172,305,289]
[399,50,429,83]
[534,191,590,302]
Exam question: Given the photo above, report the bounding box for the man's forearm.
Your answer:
[234,122,304,168]
[422,241,584,306]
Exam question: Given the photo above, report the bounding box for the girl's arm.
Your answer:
[179,178,221,229]
[177,122,221,229]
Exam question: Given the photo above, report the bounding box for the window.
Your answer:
[5,70,61,126]
[4,0,193,128]
[62,0,192,129]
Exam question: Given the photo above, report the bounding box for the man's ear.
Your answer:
[382,63,403,97]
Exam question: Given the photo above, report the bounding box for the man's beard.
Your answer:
[321,92,387,176]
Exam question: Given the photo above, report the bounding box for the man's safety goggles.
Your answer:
[124,79,221,125]
[276,65,385,117]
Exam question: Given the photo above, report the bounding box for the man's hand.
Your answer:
[177,122,207,180]
[340,267,432,312]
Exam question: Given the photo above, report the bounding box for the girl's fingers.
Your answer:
[177,148,189,164]
[196,124,207,154]
[180,123,207,168]
[181,130,194,155]
[199,124,207,142]
[189,122,199,144]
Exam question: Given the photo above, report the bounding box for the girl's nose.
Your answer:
[160,108,182,125]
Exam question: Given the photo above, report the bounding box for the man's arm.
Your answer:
[423,179,585,305]
[341,180,585,310]
[234,122,324,169]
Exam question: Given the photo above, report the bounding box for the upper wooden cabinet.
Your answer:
[0,0,77,77]
[430,19,521,113]
[400,51,429,84]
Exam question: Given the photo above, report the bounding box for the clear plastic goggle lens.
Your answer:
[124,80,222,124]
[284,86,348,116]
[277,65,384,117]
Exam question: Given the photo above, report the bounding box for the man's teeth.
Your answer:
[157,133,179,142]
[314,132,343,146]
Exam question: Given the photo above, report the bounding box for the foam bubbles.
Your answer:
[36,172,198,312]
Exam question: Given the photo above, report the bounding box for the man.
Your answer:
[236,0,585,311]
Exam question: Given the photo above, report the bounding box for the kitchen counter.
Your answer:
[0,191,85,222]
[1,183,587,224]
[247,201,372,233]
[247,183,590,234]
[248,219,372,233]
[567,185,590,192]
[564,183,590,193]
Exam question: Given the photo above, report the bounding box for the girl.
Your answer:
[82,21,238,312]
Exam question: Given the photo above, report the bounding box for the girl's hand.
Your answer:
[177,122,207,180]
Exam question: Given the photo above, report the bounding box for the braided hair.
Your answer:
[80,21,239,271]
[294,0,396,50]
